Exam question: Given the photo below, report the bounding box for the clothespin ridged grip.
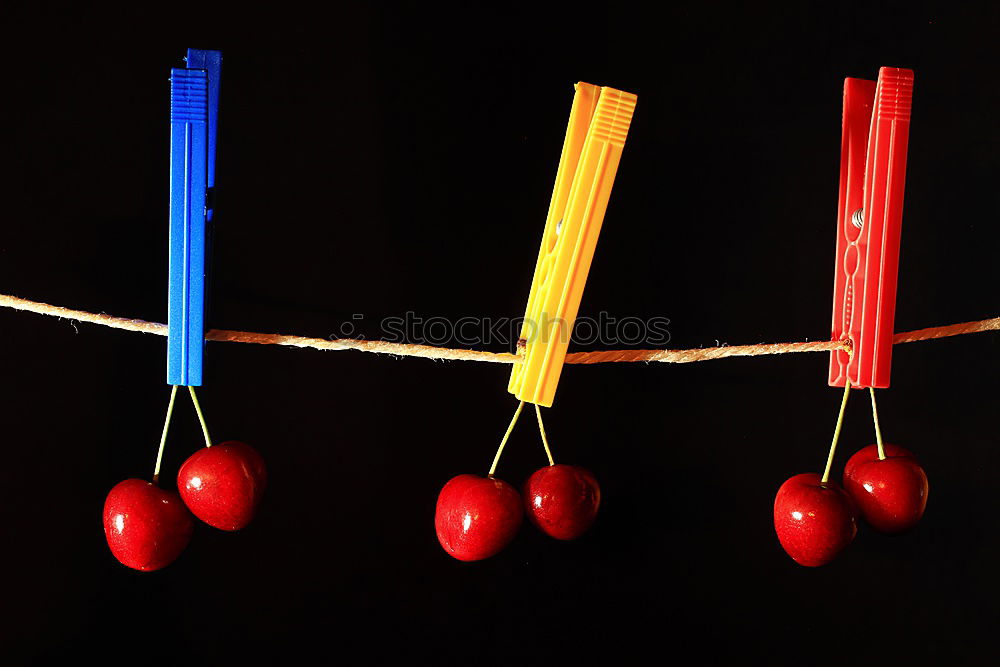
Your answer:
[829,67,913,389]
[509,83,637,407]
[167,63,211,386]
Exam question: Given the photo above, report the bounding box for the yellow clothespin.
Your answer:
[508,82,637,407]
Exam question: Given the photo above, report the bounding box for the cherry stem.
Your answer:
[821,379,852,484]
[188,386,213,448]
[534,404,555,466]
[488,400,524,477]
[152,385,179,485]
[869,387,886,460]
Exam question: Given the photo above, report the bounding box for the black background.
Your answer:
[1,2,998,665]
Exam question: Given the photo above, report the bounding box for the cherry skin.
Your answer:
[435,474,523,561]
[103,479,195,571]
[843,443,928,534]
[177,441,267,531]
[773,473,857,567]
[523,464,600,540]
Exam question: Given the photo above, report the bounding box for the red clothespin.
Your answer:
[829,67,914,389]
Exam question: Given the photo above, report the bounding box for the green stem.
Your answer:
[821,380,852,484]
[152,386,179,484]
[188,386,213,448]
[869,387,885,460]
[488,401,524,476]
[534,404,555,466]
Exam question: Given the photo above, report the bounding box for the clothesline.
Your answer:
[1,293,997,365]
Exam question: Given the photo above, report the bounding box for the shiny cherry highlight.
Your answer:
[843,443,928,534]
[177,440,267,531]
[774,473,857,567]
[103,478,194,571]
[523,464,600,540]
[435,474,523,561]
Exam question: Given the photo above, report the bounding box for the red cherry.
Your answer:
[773,473,857,567]
[843,444,928,534]
[435,474,523,561]
[103,479,194,571]
[177,441,267,531]
[523,464,600,540]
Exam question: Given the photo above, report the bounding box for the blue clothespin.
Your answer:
[168,48,221,386]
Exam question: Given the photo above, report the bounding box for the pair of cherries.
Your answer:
[435,464,600,561]
[774,443,929,566]
[103,441,267,571]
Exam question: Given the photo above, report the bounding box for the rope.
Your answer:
[2,293,998,366]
